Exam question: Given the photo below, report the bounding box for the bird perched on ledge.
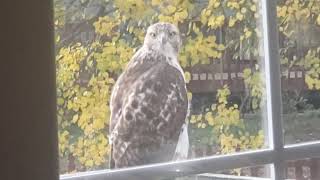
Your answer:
[109,22,189,169]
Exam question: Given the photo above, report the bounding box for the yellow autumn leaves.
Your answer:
[243,68,265,110]
[114,0,148,20]
[56,0,320,172]
[56,45,88,86]
[277,0,319,21]
[190,86,264,154]
[59,130,70,156]
[56,42,115,169]
[157,0,192,24]
[220,130,264,154]
[72,134,109,167]
[277,1,320,91]
[190,86,241,130]
[94,40,134,73]
[201,0,224,29]
[277,0,320,34]
[93,16,120,36]
[183,34,225,66]
[158,10,188,24]
[304,49,320,90]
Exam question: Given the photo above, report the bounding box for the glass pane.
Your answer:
[284,158,320,179]
[277,0,320,145]
[55,0,269,174]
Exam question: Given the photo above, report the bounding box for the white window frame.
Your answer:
[59,0,320,180]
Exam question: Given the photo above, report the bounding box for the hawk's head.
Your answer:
[144,22,182,56]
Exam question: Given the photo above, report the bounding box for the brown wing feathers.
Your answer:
[109,53,187,168]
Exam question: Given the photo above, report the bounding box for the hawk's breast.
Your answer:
[110,49,188,167]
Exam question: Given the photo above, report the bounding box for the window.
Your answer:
[278,0,320,146]
[55,0,320,180]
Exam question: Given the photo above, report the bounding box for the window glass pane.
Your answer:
[55,0,269,174]
[284,158,320,179]
[277,0,320,145]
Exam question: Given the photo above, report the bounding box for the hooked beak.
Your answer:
[159,34,167,46]
[161,37,166,45]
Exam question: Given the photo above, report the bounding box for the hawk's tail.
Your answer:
[172,123,189,161]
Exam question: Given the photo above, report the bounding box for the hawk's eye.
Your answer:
[169,31,176,37]
[150,32,156,38]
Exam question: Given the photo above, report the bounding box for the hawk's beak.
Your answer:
[161,37,166,45]
[160,34,167,46]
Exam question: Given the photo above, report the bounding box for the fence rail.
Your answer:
[187,63,307,93]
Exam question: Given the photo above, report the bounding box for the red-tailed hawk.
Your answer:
[109,22,189,169]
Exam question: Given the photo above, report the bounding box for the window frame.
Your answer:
[58,0,320,180]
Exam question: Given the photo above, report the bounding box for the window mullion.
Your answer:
[60,150,275,180]
[261,0,285,179]
[284,141,320,161]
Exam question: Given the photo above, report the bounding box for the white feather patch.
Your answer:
[173,123,189,161]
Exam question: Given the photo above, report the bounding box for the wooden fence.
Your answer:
[187,61,307,94]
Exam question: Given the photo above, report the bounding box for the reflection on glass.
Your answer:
[277,0,320,145]
[55,0,268,174]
